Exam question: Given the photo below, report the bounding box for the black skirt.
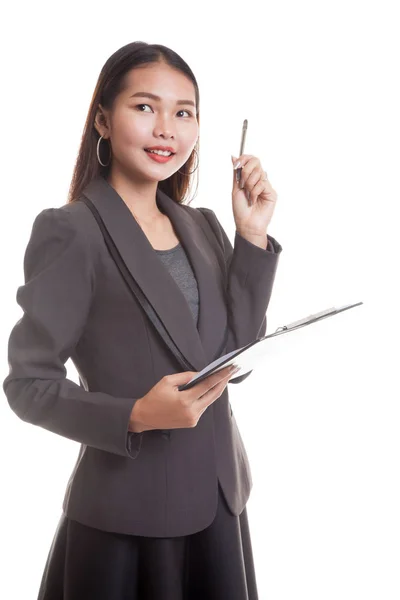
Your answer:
[37,482,259,600]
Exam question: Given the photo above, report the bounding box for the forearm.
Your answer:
[4,376,139,457]
[224,230,281,354]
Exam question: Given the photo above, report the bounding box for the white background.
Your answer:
[1,1,399,598]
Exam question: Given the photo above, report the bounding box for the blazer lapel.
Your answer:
[80,176,227,373]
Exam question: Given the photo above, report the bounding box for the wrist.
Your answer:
[129,398,145,433]
[236,228,268,249]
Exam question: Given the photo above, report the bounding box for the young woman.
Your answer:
[3,41,282,599]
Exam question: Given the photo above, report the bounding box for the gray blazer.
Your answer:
[3,175,282,537]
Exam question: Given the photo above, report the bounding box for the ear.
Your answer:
[94,104,111,138]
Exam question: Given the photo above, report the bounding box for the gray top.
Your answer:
[155,243,200,327]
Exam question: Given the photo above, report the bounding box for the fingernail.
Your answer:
[233,160,241,169]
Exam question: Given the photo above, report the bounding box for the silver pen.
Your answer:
[236,119,248,184]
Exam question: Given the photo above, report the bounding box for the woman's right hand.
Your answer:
[129,364,240,433]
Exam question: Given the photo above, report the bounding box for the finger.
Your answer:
[247,174,274,201]
[232,154,257,186]
[196,373,231,407]
[232,154,256,169]
[209,365,238,386]
[248,179,267,205]
[196,365,237,397]
[237,158,261,189]
[242,167,265,193]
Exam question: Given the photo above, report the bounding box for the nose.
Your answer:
[154,114,176,140]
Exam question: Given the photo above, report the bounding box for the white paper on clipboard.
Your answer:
[177,301,363,391]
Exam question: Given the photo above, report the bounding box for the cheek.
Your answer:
[112,113,146,146]
[180,124,199,152]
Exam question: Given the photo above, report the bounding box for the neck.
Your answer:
[107,165,164,225]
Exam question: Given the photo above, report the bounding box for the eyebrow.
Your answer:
[129,92,196,108]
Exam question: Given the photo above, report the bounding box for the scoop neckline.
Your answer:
[154,242,181,254]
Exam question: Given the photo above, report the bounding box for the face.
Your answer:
[95,62,199,182]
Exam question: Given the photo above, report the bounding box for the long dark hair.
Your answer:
[67,42,200,205]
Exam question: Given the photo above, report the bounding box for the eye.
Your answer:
[177,109,193,118]
[135,103,153,112]
[134,104,193,118]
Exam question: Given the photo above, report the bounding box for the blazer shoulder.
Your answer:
[58,200,103,240]
[183,203,216,219]
[32,200,103,250]
[183,204,221,232]
[28,205,84,255]
[30,201,87,238]
[24,203,99,282]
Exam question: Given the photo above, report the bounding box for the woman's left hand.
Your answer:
[231,154,278,236]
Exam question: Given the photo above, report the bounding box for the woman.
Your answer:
[3,41,282,599]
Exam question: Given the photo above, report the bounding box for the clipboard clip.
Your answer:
[274,307,337,334]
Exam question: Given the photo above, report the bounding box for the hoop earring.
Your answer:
[177,147,199,175]
[97,135,111,167]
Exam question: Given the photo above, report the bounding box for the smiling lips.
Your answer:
[145,146,176,153]
[144,149,175,163]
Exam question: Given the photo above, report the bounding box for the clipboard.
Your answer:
[177,301,363,391]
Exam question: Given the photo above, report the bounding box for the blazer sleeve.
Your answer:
[2,207,143,459]
[200,208,283,384]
